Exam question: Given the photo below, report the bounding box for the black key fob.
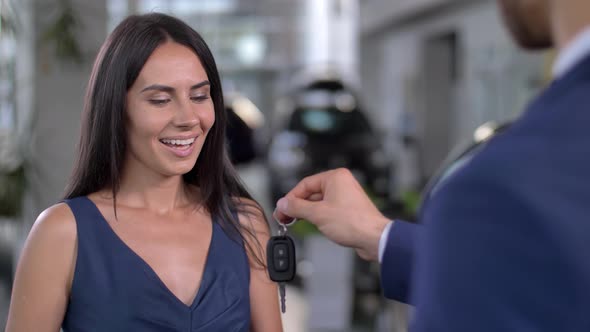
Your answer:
[267,235,296,282]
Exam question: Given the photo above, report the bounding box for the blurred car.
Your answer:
[225,93,265,166]
[267,76,392,206]
[266,73,395,326]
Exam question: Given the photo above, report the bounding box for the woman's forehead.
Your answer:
[136,42,208,85]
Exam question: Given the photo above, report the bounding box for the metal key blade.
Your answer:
[280,283,286,313]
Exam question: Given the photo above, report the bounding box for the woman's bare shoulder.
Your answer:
[26,202,78,253]
[6,203,78,332]
[36,202,76,228]
[18,202,78,284]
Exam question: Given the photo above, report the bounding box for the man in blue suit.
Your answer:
[274,0,590,330]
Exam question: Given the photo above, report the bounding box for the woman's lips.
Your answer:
[159,137,196,158]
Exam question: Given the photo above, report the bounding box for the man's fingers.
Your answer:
[275,196,317,222]
[273,169,341,223]
[308,193,323,201]
[273,193,323,224]
[286,171,331,200]
[273,208,293,224]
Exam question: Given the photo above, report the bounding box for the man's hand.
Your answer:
[273,168,391,261]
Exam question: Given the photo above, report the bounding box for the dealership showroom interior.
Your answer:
[1,0,578,331]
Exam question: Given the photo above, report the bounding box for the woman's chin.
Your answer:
[161,162,197,177]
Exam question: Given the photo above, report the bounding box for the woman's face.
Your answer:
[125,41,215,178]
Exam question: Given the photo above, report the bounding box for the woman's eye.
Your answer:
[191,95,209,103]
[149,99,170,105]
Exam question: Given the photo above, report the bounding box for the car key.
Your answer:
[267,219,296,313]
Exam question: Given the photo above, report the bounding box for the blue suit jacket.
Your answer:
[382,55,590,331]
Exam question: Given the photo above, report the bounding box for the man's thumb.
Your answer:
[277,196,316,221]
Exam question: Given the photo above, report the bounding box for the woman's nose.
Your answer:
[173,101,199,128]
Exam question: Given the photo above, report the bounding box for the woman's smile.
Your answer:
[159,136,198,158]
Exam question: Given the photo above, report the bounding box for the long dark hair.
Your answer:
[64,13,267,266]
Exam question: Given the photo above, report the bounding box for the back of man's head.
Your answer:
[498,0,590,50]
[497,0,553,49]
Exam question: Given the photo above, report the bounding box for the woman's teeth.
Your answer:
[160,138,195,146]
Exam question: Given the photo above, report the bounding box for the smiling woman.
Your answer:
[5,13,282,332]
[125,42,215,176]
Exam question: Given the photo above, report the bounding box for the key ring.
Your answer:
[275,217,296,237]
[282,218,297,227]
[278,222,288,237]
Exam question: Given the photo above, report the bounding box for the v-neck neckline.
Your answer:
[82,196,216,310]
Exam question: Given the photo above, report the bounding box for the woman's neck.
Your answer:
[115,164,196,215]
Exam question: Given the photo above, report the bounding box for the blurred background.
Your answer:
[0,0,554,331]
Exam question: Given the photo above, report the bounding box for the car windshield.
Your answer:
[288,107,371,136]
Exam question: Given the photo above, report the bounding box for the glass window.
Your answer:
[0,0,17,130]
[289,107,371,135]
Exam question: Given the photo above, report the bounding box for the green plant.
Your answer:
[0,1,26,218]
[290,218,320,238]
[0,129,25,217]
[0,165,24,217]
[401,190,421,217]
[41,0,83,63]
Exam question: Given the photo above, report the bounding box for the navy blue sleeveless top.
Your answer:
[61,196,251,332]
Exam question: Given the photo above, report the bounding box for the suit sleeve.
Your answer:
[409,169,571,331]
[380,219,419,303]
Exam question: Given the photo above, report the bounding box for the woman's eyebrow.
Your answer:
[140,84,174,93]
[190,80,210,90]
[140,80,210,93]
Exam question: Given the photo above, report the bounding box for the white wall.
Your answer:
[360,0,549,192]
[300,0,360,85]
[361,0,460,36]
